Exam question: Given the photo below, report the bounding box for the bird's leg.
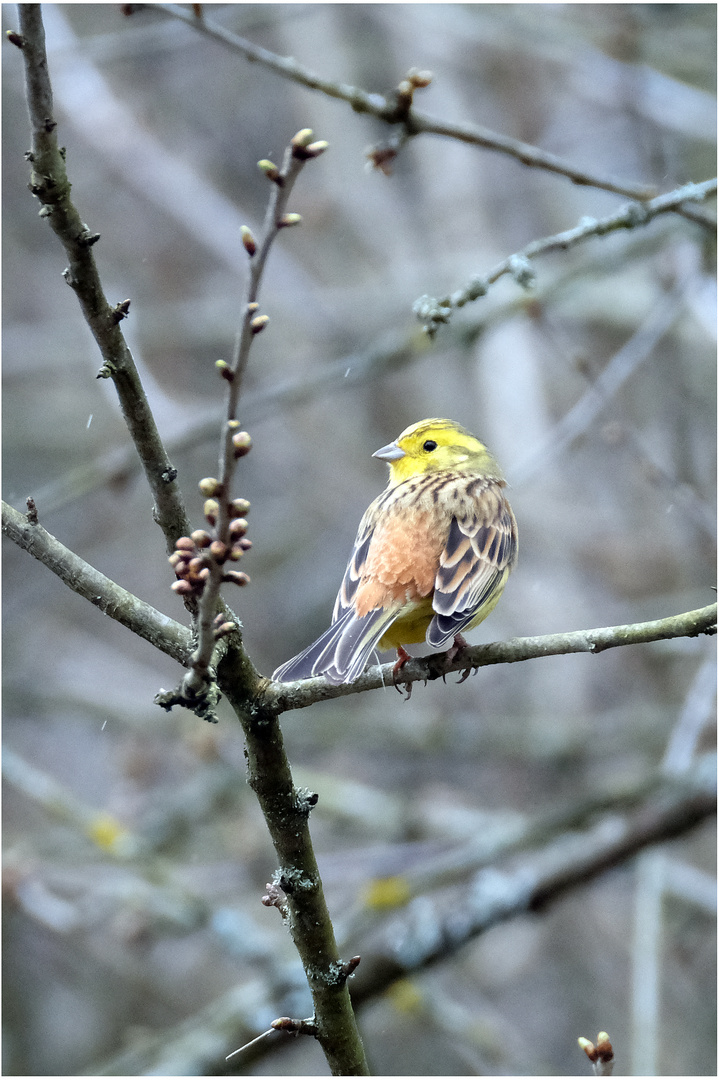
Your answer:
[445,633,468,663]
[392,644,412,680]
[392,645,413,697]
[444,633,475,683]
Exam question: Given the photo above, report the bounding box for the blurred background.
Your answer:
[3,4,716,1075]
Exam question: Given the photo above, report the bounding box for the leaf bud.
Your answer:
[257,159,281,182]
[229,497,250,516]
[232,431,252,457]
[171,580,194,594]
[227,419,240,430]
[215,359,234,382]
[291,128,314,149]
[223,570,250,586]
[250,314,270,333]
[203,499,220,524]
[240,225,257,256]
[229,517,248,537]
[191,529,212,548]
[198,477,220,497]
[407,68,432,87]
[278,213,302,228]
[237,537,253,551]
[210,540,229,563]
[305,140,329,157]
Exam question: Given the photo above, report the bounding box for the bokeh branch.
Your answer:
[16,4,192,554]
[81,752,715,1076]
[414,177,718,334]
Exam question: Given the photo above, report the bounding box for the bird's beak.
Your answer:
[373,440,406,462]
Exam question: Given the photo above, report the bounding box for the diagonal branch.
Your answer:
[15,5,192,555]
[152,3,656,201]
[413,177,718,333]
[2,499,192,664]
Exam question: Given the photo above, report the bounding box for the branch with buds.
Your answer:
[579,1032,615,1076]
[414,176,718,334]
[161,129,328,721]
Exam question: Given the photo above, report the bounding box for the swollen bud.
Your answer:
[291,128,314,150]
[258,159,281,182]
[215,359,234,382]
[240,225,257,256]
[305,140,329,158]
[232,431,252,457]
[198,477,220,497]
[250,315,270,334]
[278,213,302,228]
[203,499,220,525]
[191,530,212,548]
[223,570,250,586]
[229,498,251,516]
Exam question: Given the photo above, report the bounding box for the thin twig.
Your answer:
[152,3,656,201]
[16,5,192,555]
[413,177,717,332]
[174,132,327,708]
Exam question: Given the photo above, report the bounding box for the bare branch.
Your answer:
[2,499,193,665]
[414,177,718,333]
[267,604,717,711]
[16,5,192,554]
[153,3,657,201]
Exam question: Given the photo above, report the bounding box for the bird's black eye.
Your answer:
[423,439,438,452]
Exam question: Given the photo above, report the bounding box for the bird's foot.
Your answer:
[444,633,477,683]
[392,645,413,698]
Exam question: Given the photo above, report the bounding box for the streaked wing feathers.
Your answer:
[428,480,517,649]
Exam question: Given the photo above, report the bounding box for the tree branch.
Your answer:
[413,177,718,333]
[267,604,717,711]
[16,4,192,555]
[84,752,716,1075]
[2,499,193,665]
[152,2,657,201]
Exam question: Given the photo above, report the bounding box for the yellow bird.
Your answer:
[273,418,518,685]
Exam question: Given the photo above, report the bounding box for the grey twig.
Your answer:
[153,3,656,201]
[413,177,717,333]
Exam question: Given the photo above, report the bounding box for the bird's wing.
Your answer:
[428,481,517,649]
[275,493,407,684]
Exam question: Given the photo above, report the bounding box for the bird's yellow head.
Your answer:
[373,418,505,486]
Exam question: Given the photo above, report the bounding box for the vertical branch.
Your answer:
[167,131,328,711]
[15,5,192,553]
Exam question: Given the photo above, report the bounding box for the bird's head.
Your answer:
[373,418,505,486]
